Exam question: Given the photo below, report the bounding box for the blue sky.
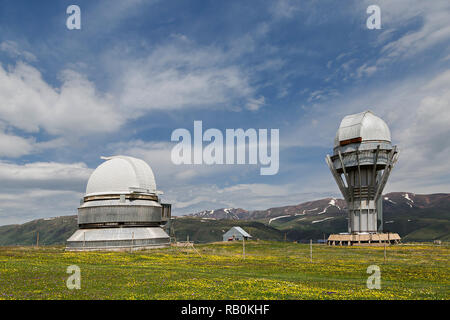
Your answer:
[0,0,449,225]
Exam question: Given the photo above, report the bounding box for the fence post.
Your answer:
[131,232,135,253]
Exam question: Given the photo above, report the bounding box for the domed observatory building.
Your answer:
[325,111,401,245]
[66,156,171,251]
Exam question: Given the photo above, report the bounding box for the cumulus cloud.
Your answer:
[0,131,35,157]
[0,62,122,136]
[0,161,92,191]
[387,70,450,191]
[0,128,67,158]
[0,161,92,225]
[0,189,82,225]
[0,37,263,134]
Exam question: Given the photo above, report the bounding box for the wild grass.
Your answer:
[0,241,448,300]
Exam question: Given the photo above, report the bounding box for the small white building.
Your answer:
[223,227,252,241]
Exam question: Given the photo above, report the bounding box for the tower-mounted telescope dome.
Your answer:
[326,110,400,242]
[86,156,157,196]
[334,111,391,149]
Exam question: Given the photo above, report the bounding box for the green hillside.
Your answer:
[0,216,286,246]
[0,216,78,246]
[0,198,449,245]
[171,218,286,243]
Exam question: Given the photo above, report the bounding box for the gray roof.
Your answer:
[228,226,252,237]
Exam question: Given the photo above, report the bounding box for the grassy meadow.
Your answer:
[0,241,448,300]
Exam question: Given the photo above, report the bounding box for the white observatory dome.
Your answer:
[85,156,157,196]
[334,110,391,147]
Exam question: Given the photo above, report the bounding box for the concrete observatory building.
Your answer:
[325,111,401,245]
[66,156,171,251]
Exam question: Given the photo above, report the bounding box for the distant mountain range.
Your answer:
[186,197,347,222]
[0,192,448,245]
[186,192,450,220]
[182,192,450,242]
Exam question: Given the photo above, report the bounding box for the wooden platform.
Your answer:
[327,233,400,246]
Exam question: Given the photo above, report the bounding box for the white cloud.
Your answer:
[0,161,92,190]
[336,1,450,80]
[367,0,450,61]
[246,96,266,111]
[0,161,92,225]
[163,182,336,215]
[0,127,67,158]
[0,40,36,62]
[0,38,263,161]
[0,131,35,157]
[355,64,377,78]
[0,189,82,225]
[307,88,340,103]
[387,70,450,191]
[0,62,122,136]
[113,43,256,113]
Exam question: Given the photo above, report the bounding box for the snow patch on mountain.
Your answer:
[312,217,334,224]
[328,198,340,209]
[403,193,414,203]
[296,208,318,216]
[318,198,341,214]
[317,206,329,215]
[268,215,291,224]
[384,197,397,204]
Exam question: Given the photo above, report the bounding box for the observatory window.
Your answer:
[162,203,171,219]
